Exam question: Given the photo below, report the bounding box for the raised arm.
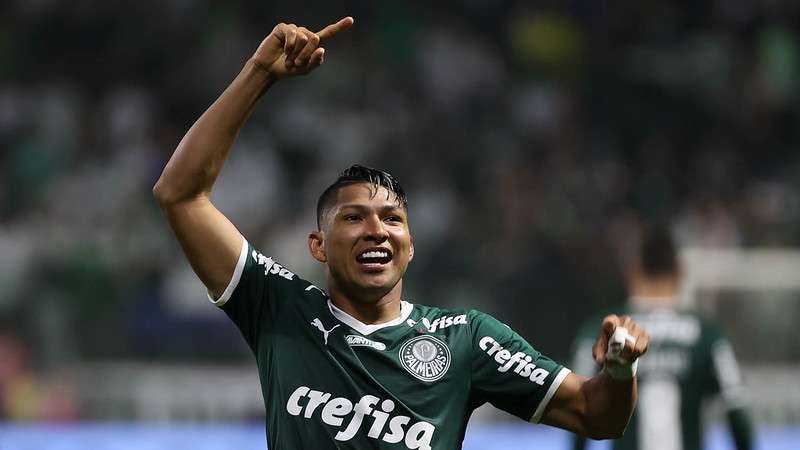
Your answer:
[153,18,354,298]
[543,315,649,439]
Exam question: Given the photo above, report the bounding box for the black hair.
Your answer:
[639,223,679,278]
[316,165,408,229]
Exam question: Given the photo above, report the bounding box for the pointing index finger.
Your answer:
[317,16,354,43]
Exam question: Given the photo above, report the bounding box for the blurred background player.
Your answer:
[570,223,754,450]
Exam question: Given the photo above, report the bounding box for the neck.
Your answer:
[327,280,404,325]
[628,276,679,308]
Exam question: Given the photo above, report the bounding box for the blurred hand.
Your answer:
[592,315,649,366]
[252,17,354,80]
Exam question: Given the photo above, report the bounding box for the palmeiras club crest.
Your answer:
[399,335,451,382]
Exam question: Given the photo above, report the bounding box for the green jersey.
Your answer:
[211,239,570,450]
[570,305,752,450]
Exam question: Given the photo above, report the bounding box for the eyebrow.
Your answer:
[337,204,405,214]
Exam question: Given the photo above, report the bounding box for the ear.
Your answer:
[308,231,327,263]
[408,236,415,262]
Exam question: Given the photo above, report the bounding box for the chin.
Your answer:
[359,279,393,292]
[330,267,402,300]
[356,276,399,295]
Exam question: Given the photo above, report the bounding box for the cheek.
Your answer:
[395,234,413,256]
[326,239,355,266]
[327,243,348,261]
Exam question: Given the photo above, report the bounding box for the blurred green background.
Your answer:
[1,1,799,448]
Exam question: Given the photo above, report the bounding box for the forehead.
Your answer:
[332,183,404,211]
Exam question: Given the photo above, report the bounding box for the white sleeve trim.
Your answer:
[207,236,248,307]
[711,339,747,408]
[530,367,572,424]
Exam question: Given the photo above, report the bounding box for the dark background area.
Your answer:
[1,0,799,421]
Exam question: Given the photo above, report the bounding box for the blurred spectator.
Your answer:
[0,333,77,421]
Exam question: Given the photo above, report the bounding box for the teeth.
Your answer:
[361,251,388,259]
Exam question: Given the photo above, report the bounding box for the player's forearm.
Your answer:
[580,372,636,439]
[153,59,275,205]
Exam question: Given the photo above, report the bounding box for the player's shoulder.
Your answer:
[631,308,722,348]
[245,242,315,287]
[665,311,733,357]
[408,303,472,333]
[666,308,721,334]
[409,304,523,334]
[414,305,505,324]
[242,240,330,307]
[245,243,297,278]
[686,310,728,343]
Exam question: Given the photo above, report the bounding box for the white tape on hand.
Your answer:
[604,327,639,380]
[606,327,636,363]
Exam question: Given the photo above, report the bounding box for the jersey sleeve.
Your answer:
[468,310,571,423]
[703,322,754,450]
[207,236,303,352]
[705,323,748,410]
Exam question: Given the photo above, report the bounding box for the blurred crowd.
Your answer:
[2,0,800,420]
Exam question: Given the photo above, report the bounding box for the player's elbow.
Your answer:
[152,177,195,207]
[153,168,213,207]
[152,178,176,206]
[153,179,210,214]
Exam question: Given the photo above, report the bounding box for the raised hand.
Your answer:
[252,17,354,80]
[592,315,649,366]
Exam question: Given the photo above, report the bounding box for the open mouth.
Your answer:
[355,248,393,265]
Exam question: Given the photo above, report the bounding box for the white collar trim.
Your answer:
[327,300,414,336]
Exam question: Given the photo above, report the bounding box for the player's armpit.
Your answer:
[159,195,243,299]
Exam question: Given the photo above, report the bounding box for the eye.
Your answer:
[343,214,361,222]
[385,215,403,223]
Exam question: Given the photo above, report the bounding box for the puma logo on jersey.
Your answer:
[286,386,435,450]
[479,336,550,385]
[407,315,467,333]
[311,318,340,345]
[251,250,294,281]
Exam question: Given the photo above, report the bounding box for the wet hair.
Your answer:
[639,223,678,278]
[316,165,408,230]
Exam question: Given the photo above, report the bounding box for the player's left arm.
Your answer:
[709,334,754,450]
[541,315,649,439]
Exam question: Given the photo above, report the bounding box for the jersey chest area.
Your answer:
[262,310,473,393]
[256,302,473,449]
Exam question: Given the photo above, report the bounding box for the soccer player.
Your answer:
[570,224,754,450]
[153,17,650,449]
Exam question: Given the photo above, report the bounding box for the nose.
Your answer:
[363,215,389,243]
